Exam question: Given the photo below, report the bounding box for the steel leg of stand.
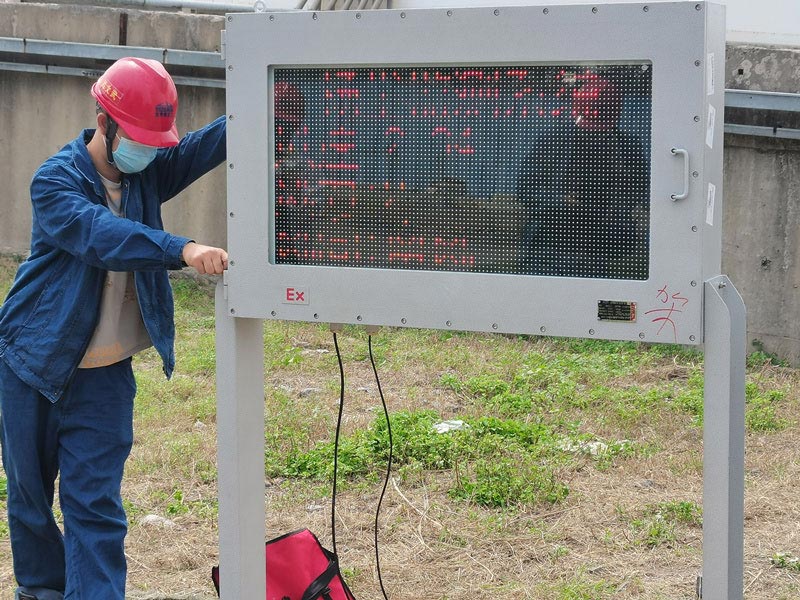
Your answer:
[701,276,746,600]
[216,280,265,599]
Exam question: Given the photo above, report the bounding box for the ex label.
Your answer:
[283,287,309,305]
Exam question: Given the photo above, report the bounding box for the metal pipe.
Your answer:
[0,36,222,68]
[0,60,225,88]
[20,0,255,13]
[724,123,800,140]
[725,89,800,113]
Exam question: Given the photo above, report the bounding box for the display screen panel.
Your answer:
[273,63,652,279]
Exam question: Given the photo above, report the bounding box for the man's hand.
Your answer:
[182,242,228,275]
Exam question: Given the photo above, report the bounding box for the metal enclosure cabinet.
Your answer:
[219,4,744,600]
[224,2,725,346]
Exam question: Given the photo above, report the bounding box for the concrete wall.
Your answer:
[723,135,800,364]
[1,3,799,364]
[0,2,228,252]
[724,44,800,365]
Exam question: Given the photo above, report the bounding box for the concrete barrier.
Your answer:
[724,44,800,365]
[0,2,798,364]
[0,1,227,252]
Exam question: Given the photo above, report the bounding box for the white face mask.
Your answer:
[110,135,158,173]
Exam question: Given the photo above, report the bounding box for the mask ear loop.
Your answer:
[104,113,119,166]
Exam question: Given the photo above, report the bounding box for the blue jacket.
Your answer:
[0,115,226,402]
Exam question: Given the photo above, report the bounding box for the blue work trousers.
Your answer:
[0,358,136,600]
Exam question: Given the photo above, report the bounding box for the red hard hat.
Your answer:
[275,82,305,123]
[91,57,179,147]
[571,75,623,132]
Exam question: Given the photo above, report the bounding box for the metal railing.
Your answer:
[19,0,388,13]
[1,35,798,139]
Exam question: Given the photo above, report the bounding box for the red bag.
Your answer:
[212,528,356,600]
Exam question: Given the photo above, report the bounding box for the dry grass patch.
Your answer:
[0,255,798,599]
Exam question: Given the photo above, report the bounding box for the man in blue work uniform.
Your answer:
[0,57,228,599]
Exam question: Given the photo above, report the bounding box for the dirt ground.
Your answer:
[113,407,800,599]
[114,364,800,599]
[0,258,797,599]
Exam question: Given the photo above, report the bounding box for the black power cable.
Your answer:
[368,335,393,600]
[330,331,392,600]
[331,331,346,557]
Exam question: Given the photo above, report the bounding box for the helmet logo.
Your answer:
[155,103,174,118]
[99,79,124,103]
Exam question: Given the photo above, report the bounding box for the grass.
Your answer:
[625,500,703,549]
[0,254,799,599]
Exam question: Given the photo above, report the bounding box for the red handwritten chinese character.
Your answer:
[645,284,689,342]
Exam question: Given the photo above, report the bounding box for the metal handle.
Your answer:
[670,147,689,201]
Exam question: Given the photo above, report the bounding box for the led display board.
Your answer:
[273,64,652,280]
[224,2,725,344]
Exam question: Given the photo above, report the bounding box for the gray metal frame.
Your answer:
[217,4,745,600]
[224,2,725,346]
[214,279,747,599]
[215,282,266,599]
[701,275,746,600]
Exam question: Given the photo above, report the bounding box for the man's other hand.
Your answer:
[182,242,228,275]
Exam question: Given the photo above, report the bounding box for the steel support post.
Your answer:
[701,275,746,599]
[215,280,266,599]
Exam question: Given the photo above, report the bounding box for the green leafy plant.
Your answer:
[749,339,789,367]
[673,372,704,425]
[771,552,800,572]
[651,500,703,527]
[745,382,789,432]
[628,500,702,548]
[166,488,190,516]
[538,574,618,600]
[450,456,569,508]
[630,513,677,548]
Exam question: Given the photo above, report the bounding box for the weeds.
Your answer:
[538,573,618,599]
[269,409,573,508]
[627,500,702,548]
[745,383,790,432]
[750,339,789,367]
[772,552,800,572]
[651,500,703,527]
[0,256,798,599]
